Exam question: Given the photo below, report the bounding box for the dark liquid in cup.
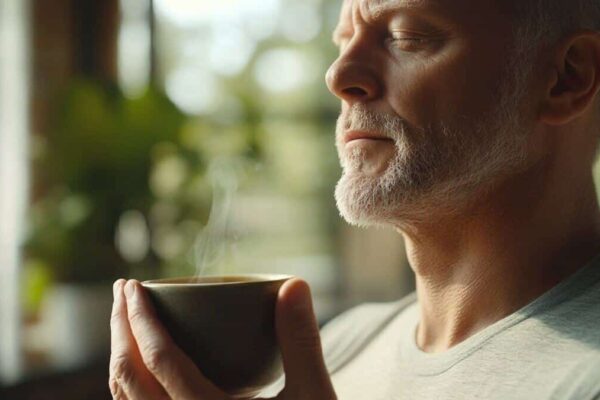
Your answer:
[150,276,264,284]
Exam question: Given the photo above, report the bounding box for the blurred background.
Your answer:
[0,0,416,398]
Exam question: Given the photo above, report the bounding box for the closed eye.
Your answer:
[386,35,428,51]
[386,30,444,52]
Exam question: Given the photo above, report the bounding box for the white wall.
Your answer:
[0,0,30,384]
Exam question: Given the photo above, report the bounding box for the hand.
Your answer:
[109,277,337,400]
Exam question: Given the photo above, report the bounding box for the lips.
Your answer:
[343,131,394,144]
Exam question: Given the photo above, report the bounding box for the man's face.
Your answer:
[327,0,535,226]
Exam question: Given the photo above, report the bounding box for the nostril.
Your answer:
[343,87,368,97]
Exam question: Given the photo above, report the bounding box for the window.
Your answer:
[0,0,30,384]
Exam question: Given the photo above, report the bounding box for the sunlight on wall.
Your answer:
[165,66,222,115]
[151,0,326,117]
[115,0,346,321]
[253,48,319,93]
[118,0,151,97]
[154,0,280,27]
[0,0,29,384]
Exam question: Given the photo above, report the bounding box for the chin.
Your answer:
[333,166,475,228]
[334,172,402,228]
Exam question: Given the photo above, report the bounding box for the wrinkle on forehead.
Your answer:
[347,0,435,21]
[334,0,441,40]
[333,0,450,43]
[342,0,503,27]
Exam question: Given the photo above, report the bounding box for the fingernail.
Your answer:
[124,280,135,299]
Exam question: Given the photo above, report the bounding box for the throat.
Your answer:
[414,281,515,353]
[412,238,600,354]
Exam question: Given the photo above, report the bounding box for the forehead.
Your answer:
[336,0,503,24]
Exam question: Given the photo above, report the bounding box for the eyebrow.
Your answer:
[331,0,435,45]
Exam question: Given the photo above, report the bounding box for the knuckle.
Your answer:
[127,304,146,324]
[111,353,135,388]
[144,345,168,374]
[108,376,126,400]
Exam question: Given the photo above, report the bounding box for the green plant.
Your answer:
[26,79,187,283]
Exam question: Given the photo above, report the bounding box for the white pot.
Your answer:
[39,283,113,369]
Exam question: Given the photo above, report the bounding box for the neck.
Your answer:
[398,157,600,353]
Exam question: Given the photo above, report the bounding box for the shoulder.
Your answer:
[253,293,418,398]
[550,351,600,400]
[320,292,417,374]
[321,293,416,340]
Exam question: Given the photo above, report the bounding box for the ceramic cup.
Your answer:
[141,274,292,399]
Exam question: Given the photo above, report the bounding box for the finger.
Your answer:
[275,279,336,398]
[124,279,229,400]
[108,378,129,400]
[110,279,169,400]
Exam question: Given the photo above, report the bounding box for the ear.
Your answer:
[539,31,600,125]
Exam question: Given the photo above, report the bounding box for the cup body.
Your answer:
[142,274,292,398]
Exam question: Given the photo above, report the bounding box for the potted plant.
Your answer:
[24,79,187,368]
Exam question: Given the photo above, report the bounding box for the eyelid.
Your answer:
[388,31,430,49]
[390,28,440,38]
[385,30,446,53]
[391,32,426,41]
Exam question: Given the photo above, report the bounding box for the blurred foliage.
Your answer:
[25,80,188,283]
[22,259,53,316]
[24,0,343,294]
[24,79,276,286]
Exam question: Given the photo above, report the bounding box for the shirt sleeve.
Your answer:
[550,352,600,400]
[254,294,416,398]
[252,304,373,398]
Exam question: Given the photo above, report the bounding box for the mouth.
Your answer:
[343,131,394,145]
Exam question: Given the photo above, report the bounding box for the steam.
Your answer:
[193,158,238,277]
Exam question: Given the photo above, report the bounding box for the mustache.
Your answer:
[336,105,411,140]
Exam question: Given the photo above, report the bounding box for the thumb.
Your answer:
[276,278,336,398]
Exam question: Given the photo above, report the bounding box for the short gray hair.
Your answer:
[512,0,600,50]
[509,1,600,145]
[501,1,600,114]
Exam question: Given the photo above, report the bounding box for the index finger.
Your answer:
[110,279,168,400]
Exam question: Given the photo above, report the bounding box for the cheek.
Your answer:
[383,45,506,130]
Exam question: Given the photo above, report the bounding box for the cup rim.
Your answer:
[141,273,294,288]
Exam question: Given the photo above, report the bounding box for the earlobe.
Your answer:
[539,32,600,126]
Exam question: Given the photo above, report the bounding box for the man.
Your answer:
[109,0,600,398]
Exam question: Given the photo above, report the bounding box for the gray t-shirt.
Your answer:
[258,254,600,399]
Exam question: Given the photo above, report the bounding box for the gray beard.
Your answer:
[333,28,538,228]
[334,94,530,228]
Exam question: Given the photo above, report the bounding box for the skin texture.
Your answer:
[109,278,336,399]
[328,0,600,352]
[330,0,536,227]
[109,0,600,397]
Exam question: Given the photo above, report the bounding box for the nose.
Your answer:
[326,56,382,104]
